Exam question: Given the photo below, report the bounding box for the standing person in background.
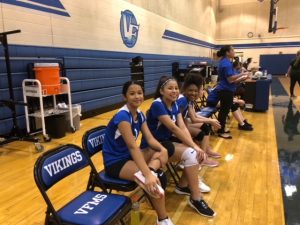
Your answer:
[287,50,300,98]
[214,46,250,139]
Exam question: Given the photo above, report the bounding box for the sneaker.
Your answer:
[244,120,253,127]
[175,185,190,195]
[206,150,221,159]
[201,158,219,167]
[189,198,216,217]
[199,179,211,193]
[157,218,174,225]
[238,123,253,131]
[177,163,184,170]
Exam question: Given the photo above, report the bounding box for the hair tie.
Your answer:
[160,78,174,88]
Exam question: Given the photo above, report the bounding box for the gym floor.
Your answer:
[2,77,298,225]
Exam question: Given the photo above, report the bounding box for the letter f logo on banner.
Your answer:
[120,10,139,48]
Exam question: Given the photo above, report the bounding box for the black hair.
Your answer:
[232,60,239,68]
[217,45,233,58]
[122,81,144,96]
[246,58,252,63]
[154,76,177,99]
[293,50,300,68]
[182,73,204,91]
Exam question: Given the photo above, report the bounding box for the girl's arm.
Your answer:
[227,72,250,83]
[188,104,221,129]
[141,122,167,154]
[118,121,158,192]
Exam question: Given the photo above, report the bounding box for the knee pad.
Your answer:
[150,168,168,190]
[231,103,239,112]
[161,141,175,157]
[195,131,205,141]
[200,123,211,136]
[181,147,199,167]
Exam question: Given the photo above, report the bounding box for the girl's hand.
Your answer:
[210,119,221,129]
[145,173,160,195]
[193,145,207,163]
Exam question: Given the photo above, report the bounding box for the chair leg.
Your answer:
[86,174,93,190]
[120,219,126,225]
[170,163,181,181]
[166,163,179,186]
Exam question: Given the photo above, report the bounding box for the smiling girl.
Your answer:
[102,81,173,225]
[141,76,216,217]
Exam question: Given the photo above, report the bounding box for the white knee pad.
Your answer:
[180,147,199,167]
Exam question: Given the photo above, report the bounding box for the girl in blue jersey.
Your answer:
[102,81,173,225]
[213,45,250,138]
[207,61,253,132]
[177,73,221,168]
[142,76,216,217]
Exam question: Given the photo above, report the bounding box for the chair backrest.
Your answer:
[82,126,106,157]
[34,144,89,191]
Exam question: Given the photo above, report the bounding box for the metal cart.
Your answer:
[22,77,74,142]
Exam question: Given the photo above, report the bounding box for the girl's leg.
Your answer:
[187,124,219,165]
[187,123,208,151]
[169,143,216,217]
[290,74,297,97]
[169,143,201,201]
[119,149,169,220]
[232,109,244,125]
[217,90,233,137]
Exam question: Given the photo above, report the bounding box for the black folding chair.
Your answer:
[34,144,131,225]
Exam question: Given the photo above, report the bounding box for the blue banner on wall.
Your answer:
[2,0,70,17]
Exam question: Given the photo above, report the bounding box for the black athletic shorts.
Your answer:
[105,158,132,178]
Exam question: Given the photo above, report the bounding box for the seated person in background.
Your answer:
[102,81,173,225]
[177,73,221,169]
[242,58,252,71]
[207,85,253,131]
[141,76,216,217]
[234,61,247,100]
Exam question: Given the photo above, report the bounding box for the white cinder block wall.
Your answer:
[216,0,300,64]
[0,0,217,57]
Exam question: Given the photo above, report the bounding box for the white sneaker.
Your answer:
[157,218,174,225]
[178,163,184,170]
[199,179,211,193]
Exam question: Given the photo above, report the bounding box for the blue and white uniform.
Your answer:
[176,94,193,119]
[103,104,146,167]
[207,86,220,106]
[218,57,236,92]
[140,98,181,148]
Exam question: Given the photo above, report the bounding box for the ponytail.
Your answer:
[217,45,233,58]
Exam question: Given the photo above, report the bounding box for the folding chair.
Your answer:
[34,144,131,225]
[82,126,137,193]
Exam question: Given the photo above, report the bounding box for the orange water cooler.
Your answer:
[33,63,61,95]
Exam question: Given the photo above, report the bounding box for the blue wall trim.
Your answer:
[2,0,70,17]
[163,29,300,50]
[232,41,300,49]
[162,30,215,49]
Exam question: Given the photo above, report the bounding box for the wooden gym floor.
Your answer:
[0,80,287,225]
